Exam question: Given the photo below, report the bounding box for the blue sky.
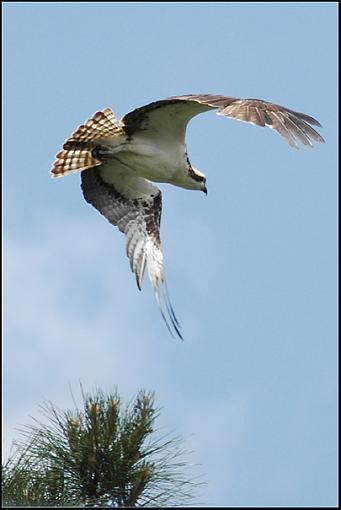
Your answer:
[3,2,338,506]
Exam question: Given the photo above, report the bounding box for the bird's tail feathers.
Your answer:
[50,107,124,178]
[50,145,101,178]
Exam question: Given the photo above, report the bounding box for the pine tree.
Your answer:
[2,388,202,507]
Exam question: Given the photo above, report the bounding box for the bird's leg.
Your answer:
[92,143,129,162]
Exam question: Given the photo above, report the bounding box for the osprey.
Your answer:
[51,94,325,339]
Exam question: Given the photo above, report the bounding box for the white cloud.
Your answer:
[3,216,159,458]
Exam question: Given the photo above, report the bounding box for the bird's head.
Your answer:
[196,172,207,195]
[189,166,207,194]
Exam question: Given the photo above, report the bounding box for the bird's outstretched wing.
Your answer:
[51,108,124,178]
[81,163,182,340]
[122,94,325,149]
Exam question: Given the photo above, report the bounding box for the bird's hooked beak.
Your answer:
[202,185,208,195]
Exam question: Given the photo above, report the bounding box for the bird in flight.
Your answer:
[50,94,325,339]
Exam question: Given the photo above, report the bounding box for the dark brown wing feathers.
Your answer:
[81,168,161,288]
[80,168,182,339]
[122,94,324,149]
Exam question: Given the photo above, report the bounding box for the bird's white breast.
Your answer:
[120,136,188,182]
[102,133,203,190]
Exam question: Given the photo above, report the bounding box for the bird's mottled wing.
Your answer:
[51,108,124,178]
[122,94,324,149]
[81,165,182,339]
